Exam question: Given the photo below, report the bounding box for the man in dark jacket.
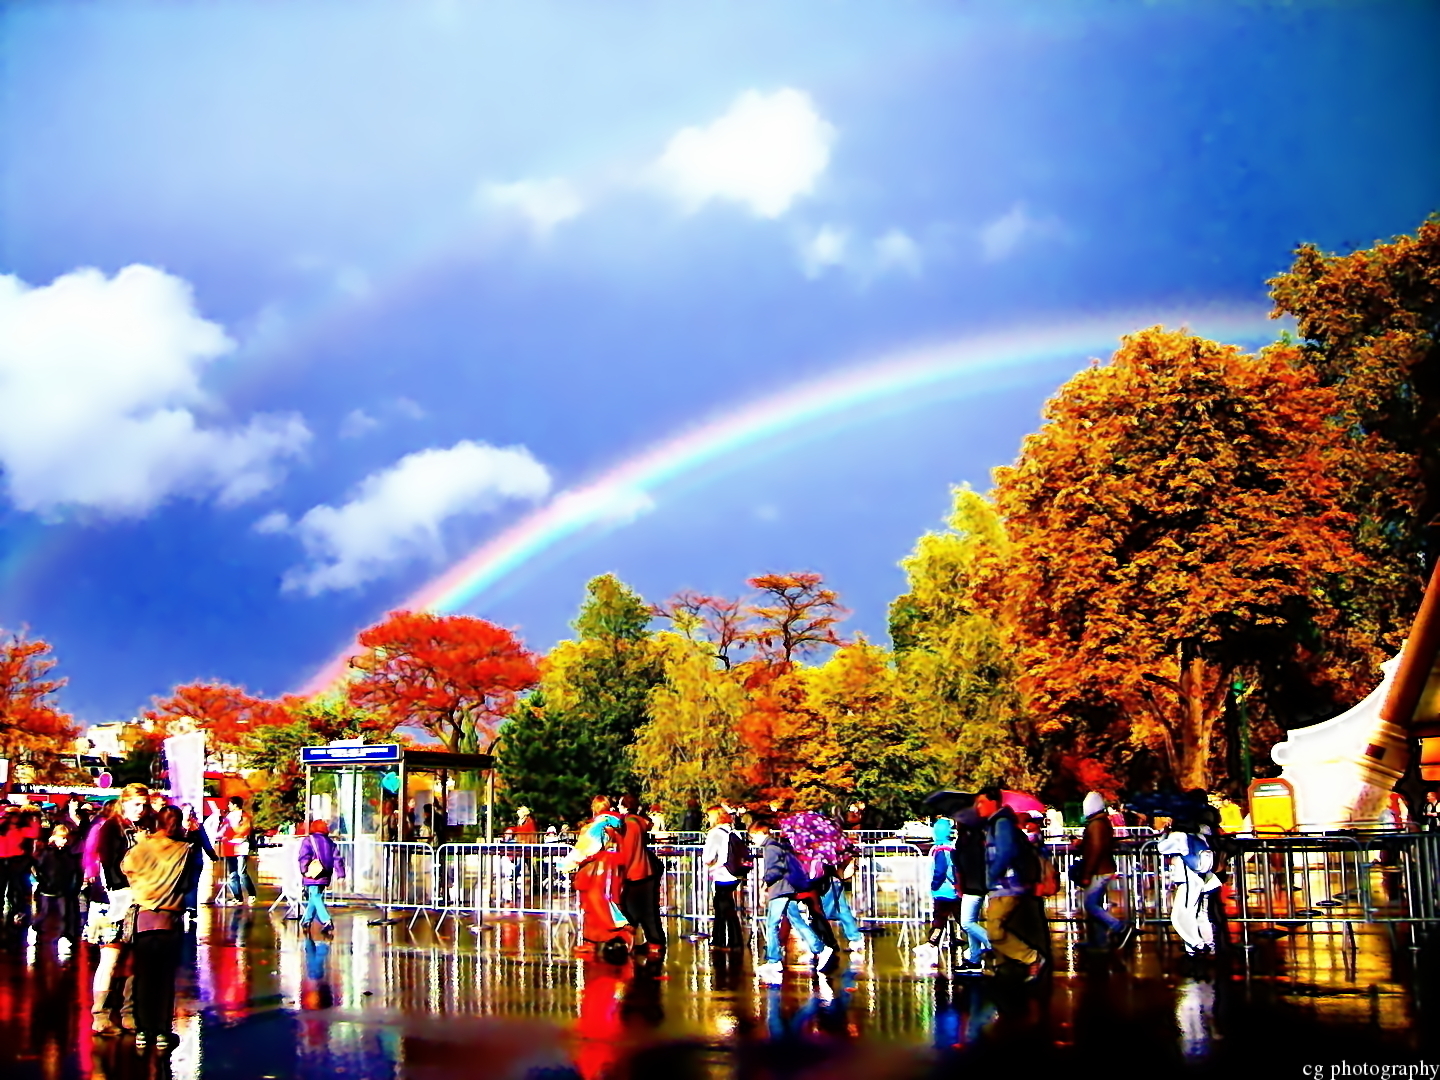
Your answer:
[974,787,1044,981]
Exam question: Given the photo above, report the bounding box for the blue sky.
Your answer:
[2,0,1437,724]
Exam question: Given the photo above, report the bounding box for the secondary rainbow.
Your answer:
[300,303,1283,695]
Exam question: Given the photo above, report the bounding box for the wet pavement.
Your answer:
[1,900,1435,1079]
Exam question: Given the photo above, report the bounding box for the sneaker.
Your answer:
[1114,924,1137,951]
[912,942,940,968]
[755,961,784,984]
[813,945,836,971]
[1024,956,1048,983]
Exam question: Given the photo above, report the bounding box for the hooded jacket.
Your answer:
[759,833,808,904]
[929,817,958,900]
[983,805,1028,897]
[298,830,342,887]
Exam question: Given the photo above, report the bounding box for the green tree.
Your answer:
[807,637,936,823]
[494,689,609,827]
[890,487,1038,791]
[633,632,750,815]
[497,574,667,821]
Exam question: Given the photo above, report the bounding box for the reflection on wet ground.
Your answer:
[1,903,1434,1079]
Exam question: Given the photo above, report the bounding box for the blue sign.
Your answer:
[301,744,402,765]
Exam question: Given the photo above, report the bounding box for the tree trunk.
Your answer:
[1175,643,1225,792]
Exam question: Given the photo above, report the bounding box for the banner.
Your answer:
[164,731,207,819]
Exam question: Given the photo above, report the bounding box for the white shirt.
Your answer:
[703,824,737,883]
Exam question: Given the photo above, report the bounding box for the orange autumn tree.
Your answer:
[994,327,1365,790]
[347,610,539,754]
[734,572,850,808]
[0,630,77,773]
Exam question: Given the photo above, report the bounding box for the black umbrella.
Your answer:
[922,789,977,817]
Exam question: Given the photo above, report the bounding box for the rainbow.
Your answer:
[299,303,1284,694]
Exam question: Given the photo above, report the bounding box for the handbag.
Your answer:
[305,858,326,879]
[1067,859,1087,886]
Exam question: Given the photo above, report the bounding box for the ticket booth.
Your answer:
[300,743,495,901]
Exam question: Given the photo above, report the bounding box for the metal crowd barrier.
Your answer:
[278,831,1439,954]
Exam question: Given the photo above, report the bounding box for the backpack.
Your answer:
[1181,833,1214,875]
[1013,836,1060,897]
[724,830,754,878]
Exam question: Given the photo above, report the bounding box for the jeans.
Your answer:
[619,875,666,951]
[763,896,822,963]
[132,928,181,1037]
[822,878,862,944]
[1083,874,1125,946]
[224,855,255,901]
[301,884,331,927]
[712,882,742,948]
[959,894,990,959]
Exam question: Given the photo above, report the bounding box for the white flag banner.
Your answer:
[164,731,207,818]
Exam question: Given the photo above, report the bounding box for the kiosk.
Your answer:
[300,743,496,903]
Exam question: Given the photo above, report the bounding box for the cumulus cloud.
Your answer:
[652,88,835,218]
[480,178,586,235]
[796,224,923,282]
[979,202,1063,262]
[799,225,849,279]
[275,440,552,595]
[0,265,310,517]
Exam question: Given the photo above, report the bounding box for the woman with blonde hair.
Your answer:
[559,796,632,961]
[122,805,193,1052]
[87,783,150,1036]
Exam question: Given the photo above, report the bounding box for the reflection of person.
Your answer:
[122,805,193,1052]
[559,796,632,958]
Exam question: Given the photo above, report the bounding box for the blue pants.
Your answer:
[822,878,862,944]
[959,894,990,959]
[1083,874,1124,945]
[763,896,822,963]
[301,885,331,928]
[225,856,255,901]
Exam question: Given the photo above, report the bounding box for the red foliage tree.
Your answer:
[145,682,291,748]
[346,610,540,753]
[651,590,748,668]
[0,630,77,768]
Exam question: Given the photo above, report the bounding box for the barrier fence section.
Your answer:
[270,831,1440,950]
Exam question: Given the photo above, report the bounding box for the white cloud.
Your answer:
[277,440,552,595]
[796,224,923,282]
[652,88,835,219]
[799,225,849,279]
[339,409,380,439]
[874,229,923,277]
[254,510,290,534]
[0,266,310,517]
[979,202,1063,262]
[480,178,586,235]
[553,485,657,527]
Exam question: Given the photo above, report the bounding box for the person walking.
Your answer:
[0,805,36,928]
[1157,816,1219,956]
[701,805,745,951]
[952,807,992,972]
[750,816,826,984]
[88,783,150,1035]
[1073,791,1132,952]
[973,786,1045,981]
[913,815,963,970]
[217,797,257,905]
[615,795,666,959]
[821,833,865,960]
[181,809,217,928]
[121,806,194,1053]
[560,796,632,960]
[296,820,343,935]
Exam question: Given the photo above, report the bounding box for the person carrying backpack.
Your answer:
[700,805,748,951]
[1157,816,1220,956]
[1072,791,1132,952]
[750,815,826,984]
[973,786,1045,982]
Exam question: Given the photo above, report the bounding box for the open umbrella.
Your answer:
[1001,790,1046,815]
[924,789,1044,816]
[778,811,848,878]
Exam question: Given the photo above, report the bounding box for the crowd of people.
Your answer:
[0,783,343,1056]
